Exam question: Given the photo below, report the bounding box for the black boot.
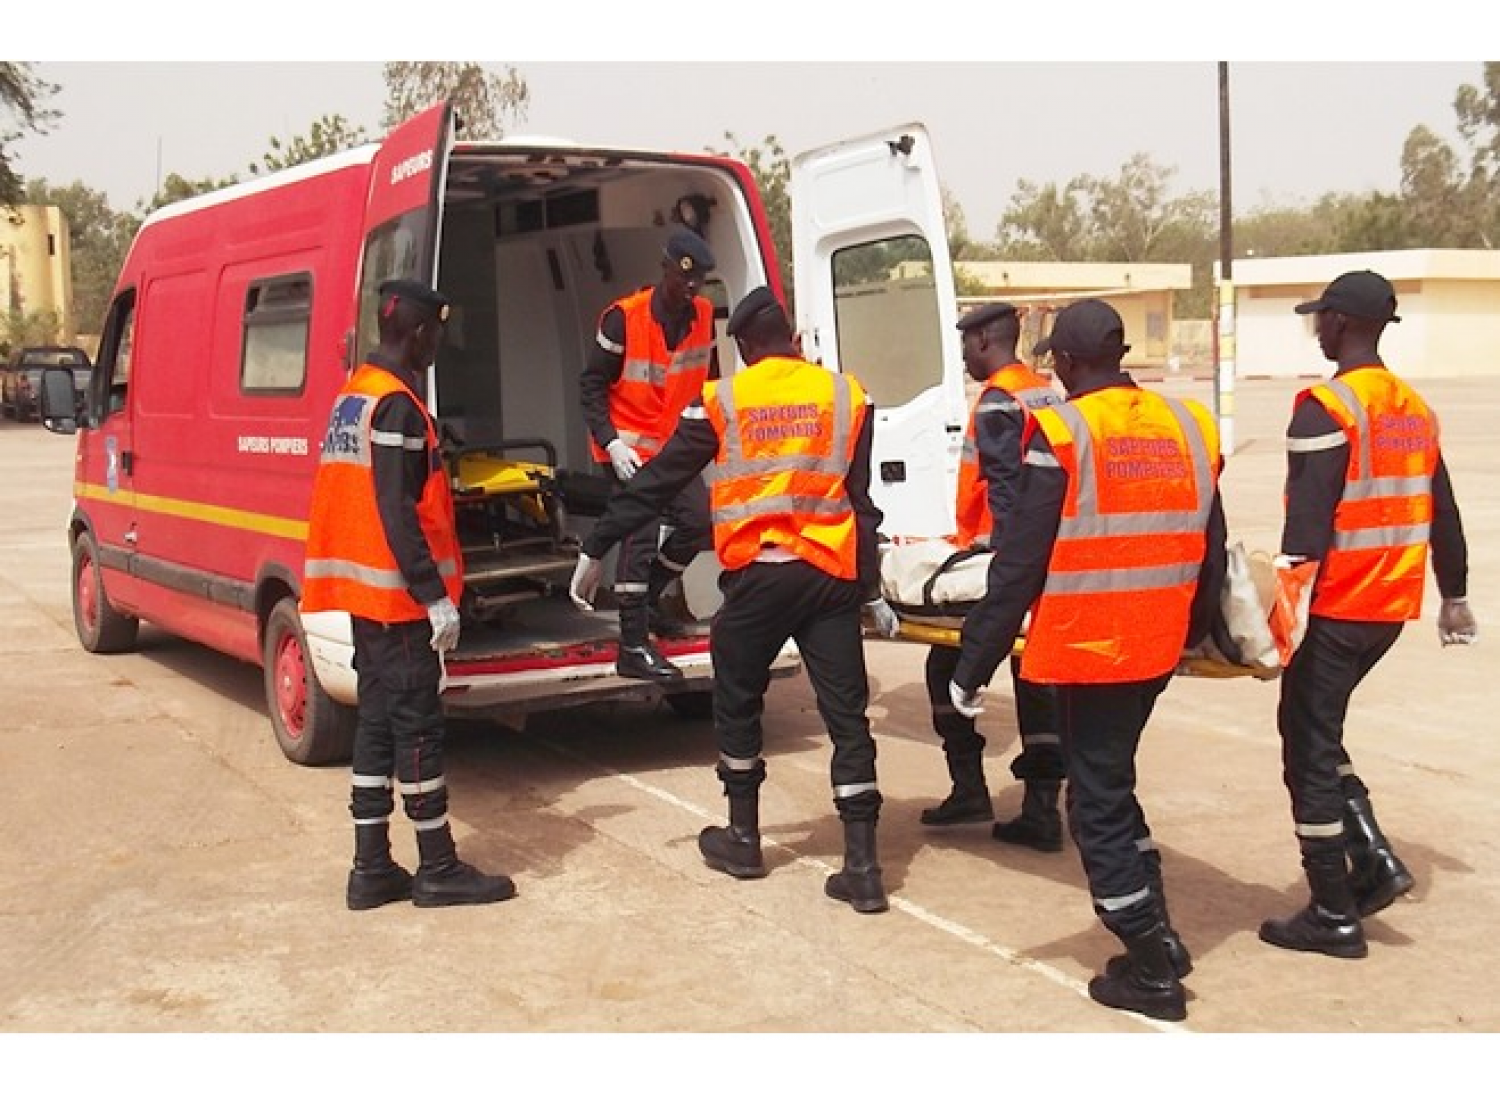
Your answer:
[1088,923,1188,1022]
[1344,794,1414,917]
[346,823,413,911]
[646,559,694,639]
[920,750,993,826]
[825,819,889,914]
[1259,840,1367,958]
[411,823,517,908]
[1106,861,1193,980]
[991,779,1064,852]
[699,793,767,879]
[616,596,683,681]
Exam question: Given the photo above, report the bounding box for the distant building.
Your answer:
[1,204,76,345]
[956,260,1194,370]
[1227,249,1500,379]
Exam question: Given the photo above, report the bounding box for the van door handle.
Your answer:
[121,450,134,475]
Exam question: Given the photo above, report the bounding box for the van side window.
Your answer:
[831,234,945,408]
[241,274,313,395]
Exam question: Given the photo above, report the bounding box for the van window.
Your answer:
[356,210,432,366]
[831,234,945,408]
[97,291,136,420]
[241,274,312,395]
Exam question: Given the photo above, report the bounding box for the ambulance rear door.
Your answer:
[790,123,966,540]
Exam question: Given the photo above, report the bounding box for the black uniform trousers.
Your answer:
[1060,672,1174,940]
[349,616,448,827]
[1277,614,1403,830]
[710,558,881,823]
[603,464,712,595]
[924,644,1063,780]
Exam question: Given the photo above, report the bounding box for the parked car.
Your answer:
[2,346,91,421]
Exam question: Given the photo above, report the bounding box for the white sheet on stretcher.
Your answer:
[877,539,1281,680]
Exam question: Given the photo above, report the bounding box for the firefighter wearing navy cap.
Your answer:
[579,230,719,682]
[951,298,1228,1021]
[919,301,1067,853]
[570,287,901,914]
[304,278,516,911]
[1259,269,1475,959]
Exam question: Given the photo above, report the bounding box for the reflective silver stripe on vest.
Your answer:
[709,373,852,491]
[667,344,712,376]
[1043,399,1211,596]
[304,556,459,590]
[1094,886,1153,911]
[621,356,666,386]
[1318,378,1433,547]
[714,494,853,522]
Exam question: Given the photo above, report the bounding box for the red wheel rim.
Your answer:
[77,551,99,633]
[274,629,307,741]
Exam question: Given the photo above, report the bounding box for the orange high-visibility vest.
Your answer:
[1295,366,1438,622]
[703,357,868,580]
[954,363,1060,548]
[1022,388,1219,684]
[301,365,463,622]
[589,287,715,462]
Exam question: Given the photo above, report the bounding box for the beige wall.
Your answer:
[1,204,75,342]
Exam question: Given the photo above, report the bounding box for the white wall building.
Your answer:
[1228,249,1500,380]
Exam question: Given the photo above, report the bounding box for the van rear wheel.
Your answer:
[72,529,139,653]
[264,597,356,766]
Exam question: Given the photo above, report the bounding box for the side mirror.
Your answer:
[39,367,78,435]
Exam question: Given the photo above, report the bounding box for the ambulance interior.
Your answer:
[422,147,771,636]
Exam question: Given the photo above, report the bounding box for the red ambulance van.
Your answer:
[41,102,965,766]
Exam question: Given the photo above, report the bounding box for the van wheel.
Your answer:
[263,597,356,766]
[666,690,714,720]
[72,530,139,653]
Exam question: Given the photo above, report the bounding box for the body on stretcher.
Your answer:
[876,539,1282,681]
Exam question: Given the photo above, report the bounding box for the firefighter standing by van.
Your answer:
[570,286,901,913]
[919,301,1066,852]
[303,279,516,911]
[580,230,718,683]
[951,299,1228,1022]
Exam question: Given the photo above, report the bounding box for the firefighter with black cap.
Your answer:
[579,229,719,682]
[951,298,1228,1021]
[1259,269,1476,959]
[569,286,901,914]
[919,300,1067,853]
[304,277,516,911]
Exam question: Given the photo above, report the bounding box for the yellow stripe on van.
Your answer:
[74,480,309,542]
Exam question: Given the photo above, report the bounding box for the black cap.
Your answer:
[1294,270,1401,324]
[956,301,1018,332]
[726,286,785,337]
[378,279,451,323]
[1034,299,1130,358]
[664,230,716,276]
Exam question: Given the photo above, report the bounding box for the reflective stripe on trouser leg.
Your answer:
[715,752,767,798]
[350,772,394,825]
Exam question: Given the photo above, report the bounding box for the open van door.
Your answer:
[790,123,966,540]
[352,101,455,365]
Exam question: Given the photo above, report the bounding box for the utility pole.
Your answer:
[1216,61,1236,455]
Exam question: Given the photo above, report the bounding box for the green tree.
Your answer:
[1,62,60,208]
[713,132,793,301]
[249,113,369,176]
[382,63,529,140]
[136,171,241,218]
[994,179,1090,260]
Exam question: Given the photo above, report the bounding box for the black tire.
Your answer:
[665,689,714,720]
[71,529,139,653]
[263,597,356,766]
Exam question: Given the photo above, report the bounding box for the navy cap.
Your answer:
[1294,270,1401,324]
[956,301,1018,332]
[1034,299,1131,358]
[726,286,785,337]
[664,230,716,276]
[379,279,451,323]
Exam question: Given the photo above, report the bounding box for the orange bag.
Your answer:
[1269,560,1319,665]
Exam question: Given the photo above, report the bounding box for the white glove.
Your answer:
[605,439,642,481]
[1438,598,1478,646]
[570,553,605,612]
[426,597,461,653]
[949,680,984,719]
[863,597,900,639]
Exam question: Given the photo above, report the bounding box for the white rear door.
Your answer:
[790,123,966,540]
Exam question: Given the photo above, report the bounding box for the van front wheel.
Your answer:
[72,529,140,653]
[264,597,356,766]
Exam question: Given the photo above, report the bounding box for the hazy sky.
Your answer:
[10,11,1487,240]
